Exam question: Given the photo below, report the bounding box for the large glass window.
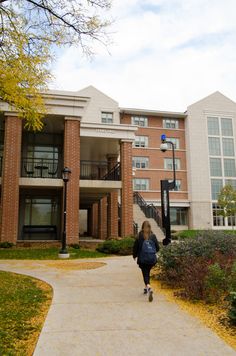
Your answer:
[133,178,149,191]
[210,158,222,177]
[224,159,236,177]
[208,137,221,156]
[166,137,180,149]
[211,179,223,200]
[101,112,113,124]
[221,118,233,136]
[222,138,234,156]
[212,203,225,226]
[170,208,188,225]
[207,117,219,135]
[163,119,179,129]
[24,197,59,225]
[225,179,236,189]
[132,157,149,169]
[134,136,148,147]
[164,158,181,170]
[131,116,148,127]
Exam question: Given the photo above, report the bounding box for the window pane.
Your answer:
[166,137,180,149]
[211,179,223,200]
[222,138,234,156]
[210,158,222,176]
[163,119,179,129]
[101,112,113,123]
[224,159,236,177]
[132,117,148,127]
[212,203,225,226]
[221,118,233,136]
[208,137,221,155]
[164,158,180,170]
[207,117,219,135]
[170,208,187,225]
[225,179,236,189]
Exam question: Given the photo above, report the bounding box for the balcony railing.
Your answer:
[22,158,59,178]
[80,160,121,181]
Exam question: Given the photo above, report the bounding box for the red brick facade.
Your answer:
[64,118,81,244]
[91,202,99,238]
[107,191,119,238]
[0,116,22,243]
[120,140,133,236]
[98,196,107,239]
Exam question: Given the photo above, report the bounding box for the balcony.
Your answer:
[21,158,121,181]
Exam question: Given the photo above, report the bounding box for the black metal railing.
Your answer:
[22,158,59,178]
[80,160,121,181]
[133,191,162,228]
[103,162,120,181]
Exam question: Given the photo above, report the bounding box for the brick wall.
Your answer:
[107,191,118,238]
[92,202,98,238]
[120,140,133,236]
[0,116,22,243]
[98,196,107,239]
[64,118,80,244]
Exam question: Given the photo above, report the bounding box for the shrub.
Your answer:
[228,292,236,325]
[96,237,135,255]
[229,262,236,292]
[70,243,80,249]
[204,263,227,303]
[0,242,14,249]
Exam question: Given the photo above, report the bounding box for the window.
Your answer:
[134,136,148,147]
[170,208,188,225]
[133,178,149,191]
[131,116,148,127]
[221,118,233,136]
[164,158,181,170]
[163,119,179,129]
[225,179,236,189]
[101,112,113,124]
[224,159,236,177]
[166,137,180,149]
[132,157,149,169]
[212,203,225,226]
[222,138,234,156]
[207,117,219,136]
[208,137,221,156]
[168,179,181,191]
[211,179,223,200]
[210,158,222,177]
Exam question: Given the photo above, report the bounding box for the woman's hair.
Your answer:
[141,220,152,238]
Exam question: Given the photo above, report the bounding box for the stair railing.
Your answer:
[133,191,162,229]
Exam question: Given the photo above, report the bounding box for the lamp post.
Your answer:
[160,134,176,245]
[58,167,71,259]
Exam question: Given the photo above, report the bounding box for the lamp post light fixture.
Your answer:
[160,134,176,246]
[58,167,71,259]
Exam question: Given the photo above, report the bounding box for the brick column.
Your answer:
[87,208,93,236]
[92,202,98,238]
[120,140,133,237]
[98,196,107,240]
[64,117,81,244]
[107,191,119,238]
[0,115,22,243]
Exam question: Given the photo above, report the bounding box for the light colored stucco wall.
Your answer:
[186,91,236,229]
[77,86,120,124]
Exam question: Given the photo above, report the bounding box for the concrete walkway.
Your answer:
[0,256,235,356]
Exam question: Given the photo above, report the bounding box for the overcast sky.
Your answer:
[51,0,236,112]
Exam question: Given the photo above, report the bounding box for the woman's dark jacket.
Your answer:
[133,231,159,265]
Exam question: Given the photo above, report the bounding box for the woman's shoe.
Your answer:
[144,287,148,294]
[148,288,153,302]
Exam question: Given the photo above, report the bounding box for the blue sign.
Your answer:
[161,134,166,142]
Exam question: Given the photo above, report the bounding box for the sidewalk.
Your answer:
[0,256,235,356]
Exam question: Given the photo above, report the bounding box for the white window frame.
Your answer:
[164,158,180,170]
[133,136,149,148]
[132,157,149,169]
[131,116,148,127]
[101,112,113,124]
[163,119,179,129]
[133,178,149,191]
[166,137,180,150]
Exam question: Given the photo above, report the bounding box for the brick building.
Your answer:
[0,87,236,244]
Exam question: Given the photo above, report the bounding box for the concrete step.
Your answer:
[133,204,165,242]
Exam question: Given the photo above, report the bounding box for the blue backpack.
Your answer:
[139,238,157,265]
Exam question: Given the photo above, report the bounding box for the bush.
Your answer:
[96,237,135,255]
[204,263,227,303]
[70,243,80,249]
[229,262,236,292]
[228,292,236,325]
[0,242,14,249]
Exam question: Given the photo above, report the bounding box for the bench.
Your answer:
[22,225,57,240]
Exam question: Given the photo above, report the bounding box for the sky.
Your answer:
[51,0,236,112]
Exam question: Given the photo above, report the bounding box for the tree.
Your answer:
[0,0,112,130]
[217,184,236,229]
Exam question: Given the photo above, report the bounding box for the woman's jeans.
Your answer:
[140,264,153,285]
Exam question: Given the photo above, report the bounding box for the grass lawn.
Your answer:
[0,271,52,355]
[175,229,236,239]
[0,247,108,260]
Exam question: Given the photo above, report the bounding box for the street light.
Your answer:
[160,134,176,245]
[58,167,71,259]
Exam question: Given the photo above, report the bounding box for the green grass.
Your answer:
[175,229,236,240]
[0,247,108,260]
[0,271,52,355]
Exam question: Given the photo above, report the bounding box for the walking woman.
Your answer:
[133,221,159,302]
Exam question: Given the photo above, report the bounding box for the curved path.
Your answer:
[0,256,235,356]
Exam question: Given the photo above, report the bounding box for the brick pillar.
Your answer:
[98,196,107,240]
[120,140,133,237]
[92,202,98,238]
[0,115,22,243]
[107,191,119,238]
[64,117,80,244]
[87,208,93,236]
